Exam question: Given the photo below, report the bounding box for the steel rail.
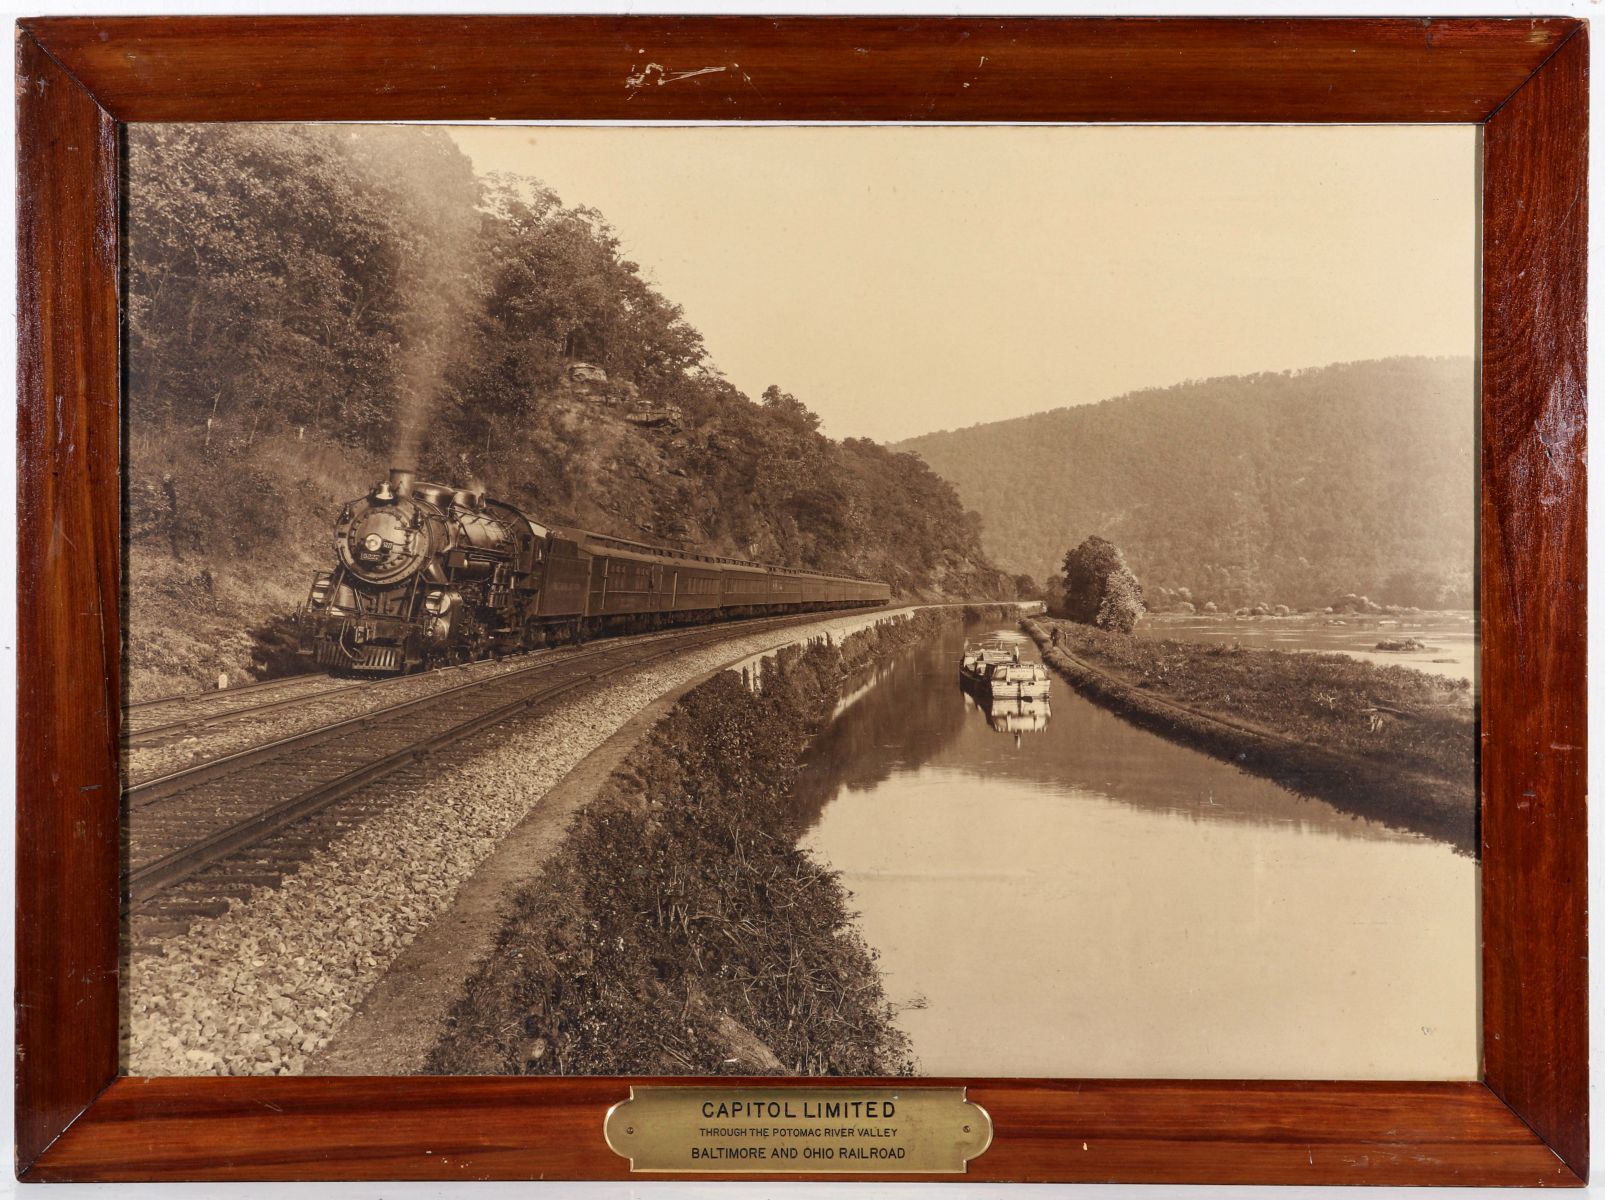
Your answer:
[127,671,330,714]
[126,635,577,742]
[123,601,883,738]
[126,637,590,745]
[126,641,563,743]
[123,677,376,744]
[125,639,655,809]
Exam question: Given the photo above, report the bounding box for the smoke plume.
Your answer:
[340,126,485,475]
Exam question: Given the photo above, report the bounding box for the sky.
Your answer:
[449,124,1476,444]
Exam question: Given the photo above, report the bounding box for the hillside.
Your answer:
[124,125,1009,696]
[896,357,1475,611]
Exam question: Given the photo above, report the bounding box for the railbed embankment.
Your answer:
[426,603,1015,1077]
[127,605,989,1076]
[1023,617,1476,853]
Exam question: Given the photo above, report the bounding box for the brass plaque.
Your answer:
[604,1085,992,1174]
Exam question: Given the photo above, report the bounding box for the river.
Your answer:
[1136,611,1476,683]
[793,618,1478,1080]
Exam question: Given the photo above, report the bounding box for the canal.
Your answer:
[793,617,1478,1080]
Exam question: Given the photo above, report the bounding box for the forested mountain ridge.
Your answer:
[896,357,1475,610]
[125,125,1009,693]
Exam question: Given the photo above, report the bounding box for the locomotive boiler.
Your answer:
[299,467,890,675]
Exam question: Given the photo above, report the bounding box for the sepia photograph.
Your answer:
[121,122,1478,1083]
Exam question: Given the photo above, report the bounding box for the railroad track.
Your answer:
[125,673,352,740]
[124,676,377,747]
[125,613,824,925]
[124,655,542,754]
[126,654,548,749]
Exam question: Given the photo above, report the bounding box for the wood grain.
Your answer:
[11,13,1589,1185]
[24,1077,1576,1185]
[17,15,1580,124]
[1481,23,1590,1179]
[14,29,123,1175]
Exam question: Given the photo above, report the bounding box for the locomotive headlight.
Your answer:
[363,533,385,553]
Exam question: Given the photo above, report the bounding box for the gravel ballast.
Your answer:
[126,634,685,784]
[125,608,928,1075]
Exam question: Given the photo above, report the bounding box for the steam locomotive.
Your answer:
[299,467,890,675]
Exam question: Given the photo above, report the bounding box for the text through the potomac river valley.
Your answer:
[604,1086,992,1174]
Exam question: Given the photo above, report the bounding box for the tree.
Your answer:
[1095,563,1146,633]
[1059,535,1145,633]
[124,123,1017,604]
[761,385,823,433]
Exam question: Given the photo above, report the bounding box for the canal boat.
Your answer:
[959,639,1052,700]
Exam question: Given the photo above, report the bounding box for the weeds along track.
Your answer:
[125,613,825,937]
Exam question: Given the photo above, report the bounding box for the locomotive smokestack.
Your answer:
[388,467,417,499]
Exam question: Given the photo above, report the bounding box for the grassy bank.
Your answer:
[426,606,1000,1076]
[125,432,370,700]
[1025,617,1476,852]
[126,544,320,702]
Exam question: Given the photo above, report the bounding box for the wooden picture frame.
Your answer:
[15,15,1587,1185]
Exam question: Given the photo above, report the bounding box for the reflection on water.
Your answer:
[795,621,1478,1080]
[974,694,1052,738]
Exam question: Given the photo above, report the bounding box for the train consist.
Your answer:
[299,467,890,675]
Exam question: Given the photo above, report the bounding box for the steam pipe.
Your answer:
[388,467,417,499]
